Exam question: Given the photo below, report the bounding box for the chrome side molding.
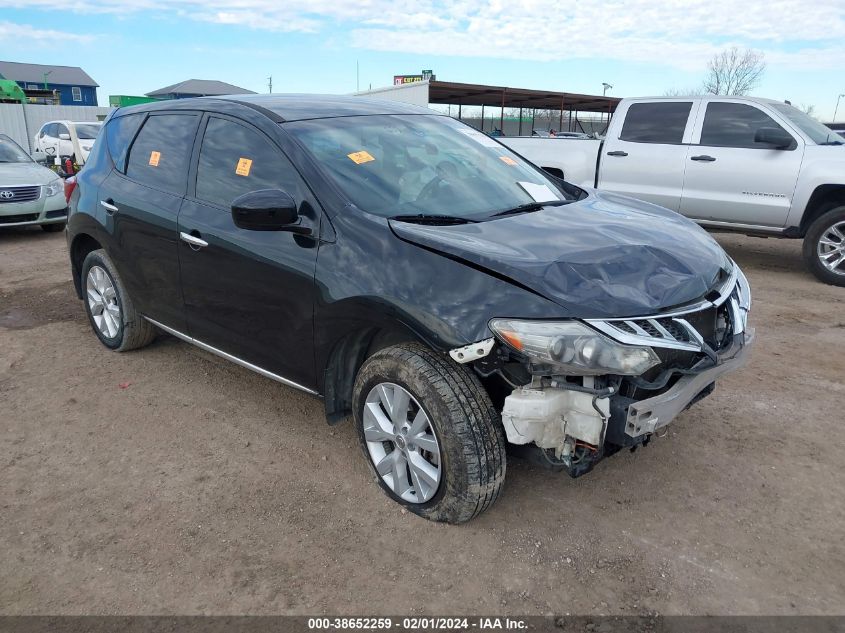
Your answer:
[143,317,319,396]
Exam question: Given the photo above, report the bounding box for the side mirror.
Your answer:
[58,133,71,141]
[754,127,795,150]
[231,189,310,233]
[30,151,47,163]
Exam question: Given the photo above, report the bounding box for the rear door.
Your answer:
[680,100,803,227]
[98,111,200,331]
[177,114,321,388]
[598,100,698,211]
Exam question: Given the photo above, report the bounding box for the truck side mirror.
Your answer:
[754,127,796,150]
[59,133,71,141]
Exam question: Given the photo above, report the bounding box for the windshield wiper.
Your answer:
[491,199,571,217]
[390,214,478,225]
[820,140,844,145]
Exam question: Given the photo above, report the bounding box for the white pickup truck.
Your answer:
[501,96,845,286]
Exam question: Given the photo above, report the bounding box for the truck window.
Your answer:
[125,113,199,195]
[619,102,692,144]
[699,102,789,149]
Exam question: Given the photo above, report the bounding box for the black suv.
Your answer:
[67,95,753,523]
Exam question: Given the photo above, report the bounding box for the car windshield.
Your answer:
[286,114,576,219]
[75,123,102,140]
[770,103,841,145]
[0,135,32,163]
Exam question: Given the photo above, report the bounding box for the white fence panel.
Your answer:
[0,104,29,152]
[0,104,111,152]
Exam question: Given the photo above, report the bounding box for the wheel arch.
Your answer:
[321,321,432,425]
[800,185,845,236]
[69,233,103,299]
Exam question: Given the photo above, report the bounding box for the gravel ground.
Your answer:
[1,228,843,615]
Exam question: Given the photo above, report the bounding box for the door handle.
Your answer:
[606,150,628,157]
[691,155,717,162]
[100,199,119,214]
[180,231,209,249]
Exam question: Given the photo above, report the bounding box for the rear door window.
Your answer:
[620,102,693,144]
[125,113,199,195]
[106,114,144,173]
[699,102,791,149]
[194,116,307,208]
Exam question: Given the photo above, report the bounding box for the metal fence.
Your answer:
[0,103,111,153]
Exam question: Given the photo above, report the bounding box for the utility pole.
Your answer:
[834,94,845,123]
[602,82,613,96]
[42,70,52,89]
[267,76,273,93]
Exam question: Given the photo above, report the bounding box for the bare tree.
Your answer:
[663,87,705,97]
[798,103,817,118]
[703,47,766,96]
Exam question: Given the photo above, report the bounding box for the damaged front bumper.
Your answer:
[624,329,754,438]
[490,265,754,477]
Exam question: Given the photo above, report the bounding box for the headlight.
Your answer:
[489,318,660,376]
[44,179,63,197]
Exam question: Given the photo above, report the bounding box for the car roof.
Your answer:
[41,120,102,126]
[112,93,437,122]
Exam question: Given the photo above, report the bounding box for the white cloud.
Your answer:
[3,0,845,70]
[0,20,94,44]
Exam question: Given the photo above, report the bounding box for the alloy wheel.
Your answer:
[817,220,845,275]
[363,382,442,503]
[86,265,121,338]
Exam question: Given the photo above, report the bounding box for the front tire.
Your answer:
[804,206,845,287]
[81,249,157,351]
[353,343,506,524]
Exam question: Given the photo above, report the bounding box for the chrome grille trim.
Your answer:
[586,266,749,353]
[0,185,42,204]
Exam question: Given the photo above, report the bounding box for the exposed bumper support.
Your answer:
[625,328,755,437]
[449,337,495,364]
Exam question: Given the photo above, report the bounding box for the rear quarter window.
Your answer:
[125,113,199,195]
[105,113,144,173]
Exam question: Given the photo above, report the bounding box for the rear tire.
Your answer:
[803,206,845,287]
[353,342,506,524]
[81,249,157,351]
[41,222,65,233]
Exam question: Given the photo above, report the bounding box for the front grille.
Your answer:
[0,213,39,224]
[0,185,41,204]
[586,269,749,356]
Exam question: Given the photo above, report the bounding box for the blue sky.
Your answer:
[2,0,845,120]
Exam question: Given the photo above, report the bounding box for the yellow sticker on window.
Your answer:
[347,150,375,164]
[499,156,517,166]
[235,157,252,177]
[149,151,161,167]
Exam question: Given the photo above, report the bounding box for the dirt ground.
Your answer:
[1,227,843,616]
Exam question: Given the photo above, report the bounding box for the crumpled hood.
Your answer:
[0,162,59,186]
[389,190,733,318]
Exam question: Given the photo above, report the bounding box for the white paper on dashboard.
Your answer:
[518,181,559,203]
[460,129,501,148]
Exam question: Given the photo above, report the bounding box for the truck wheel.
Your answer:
[352,342,506,524]
[804,206,845,287]
[80,249,157,351]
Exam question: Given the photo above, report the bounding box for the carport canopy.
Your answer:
[426,80,620,113]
